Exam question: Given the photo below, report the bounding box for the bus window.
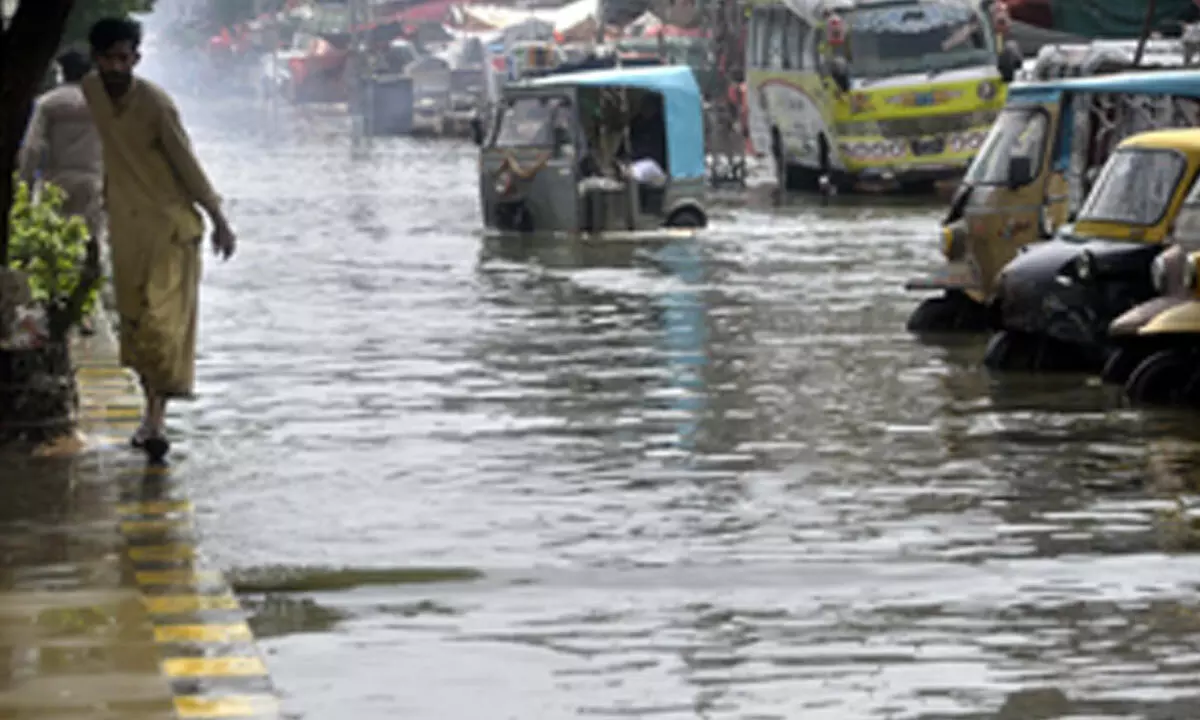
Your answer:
[781,12,793,69]
[767,9,784,69]
[788,15,808,69]
[753,8,770,68]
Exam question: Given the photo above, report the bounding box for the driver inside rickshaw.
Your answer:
[625,92,668,188]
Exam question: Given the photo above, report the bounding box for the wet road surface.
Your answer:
[141,89,1200,718]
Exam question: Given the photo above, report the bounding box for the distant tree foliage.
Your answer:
[62,0,157,46]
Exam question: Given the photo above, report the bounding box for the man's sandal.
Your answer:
[142,435,171,465]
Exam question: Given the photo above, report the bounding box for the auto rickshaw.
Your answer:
[983,128,1200,373]
[1106,165,1200,406]
[905,69,1200,336]
[474,65,708,235]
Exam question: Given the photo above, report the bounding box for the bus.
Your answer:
[745,0,1022,193]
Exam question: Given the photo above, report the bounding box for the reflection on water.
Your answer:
[142,90,1200,719]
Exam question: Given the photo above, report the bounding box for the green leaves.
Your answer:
[7,176,99,333]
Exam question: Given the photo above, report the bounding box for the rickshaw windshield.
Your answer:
[492,95,572,148]
[1078,148,1186,228]
[963,107,1047,186]
[846,1,995,78]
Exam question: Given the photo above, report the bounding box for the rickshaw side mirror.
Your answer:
[552,125,571,157]
[470,116,484,146]
[1007,156,1034,189]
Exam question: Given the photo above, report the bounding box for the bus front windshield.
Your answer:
[846,1,996,78]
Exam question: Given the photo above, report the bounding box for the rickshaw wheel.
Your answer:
[1101,347,1151,385]
[985,330,1095,372]
[983,330,1039,371]
[1125,349,1197,406]
[906,291,989,334]
[665,209,705,229]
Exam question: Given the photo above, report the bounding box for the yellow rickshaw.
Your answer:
[906,69,1200,335]
[1106,137,1200,405]
[984,129,1200,373]
[904,80,1076,333]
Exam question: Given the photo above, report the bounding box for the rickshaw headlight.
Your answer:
[1186,253,1200,295]
[1073,250,1095,282]
[495,170,514,196]
[1151,252,1169,294]
[941,225,964,260]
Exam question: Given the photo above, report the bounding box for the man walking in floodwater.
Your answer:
[83,17,237,461]
[19,48,108,331]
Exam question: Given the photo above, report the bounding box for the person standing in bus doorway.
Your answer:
[18,47,109,333]
[82,17,237,462]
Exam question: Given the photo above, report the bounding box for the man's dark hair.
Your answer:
[88,17,143,54]
[57,48,91,82]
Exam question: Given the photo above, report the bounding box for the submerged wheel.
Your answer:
[984,330,1040,371]
[984,330,1097,373]
[906,292,990,334]
[1125,349,1199,406]
[665,208,705,229]
[1101,347,1150,385]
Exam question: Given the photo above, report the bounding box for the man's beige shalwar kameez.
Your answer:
[81,73,221,398]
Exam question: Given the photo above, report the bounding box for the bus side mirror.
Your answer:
[998,40,1022,83]
[470,116,484,146]
[829,56,851,93]
[1007,156,1033,189]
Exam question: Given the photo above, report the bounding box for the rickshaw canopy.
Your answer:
[1007,69,1200,105]
[525,65,706,180]
[1116,127,1200,153]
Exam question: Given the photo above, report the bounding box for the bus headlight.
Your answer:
[977,80,997,100]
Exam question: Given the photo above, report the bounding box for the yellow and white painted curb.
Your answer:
[76,356,280,720]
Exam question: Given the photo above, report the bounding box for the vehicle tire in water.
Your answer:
[666,208,705,229]
[983,330,1042,371]
[1125,349,1197,406]
[906,291,989,333]
[1101,347,1149,385]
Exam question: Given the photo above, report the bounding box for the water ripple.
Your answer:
[151,92,1200,718]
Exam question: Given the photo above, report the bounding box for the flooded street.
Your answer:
[169,95,1200,719]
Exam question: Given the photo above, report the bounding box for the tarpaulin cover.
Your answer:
[1051,0,1198,39]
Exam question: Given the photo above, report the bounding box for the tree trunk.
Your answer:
[0,0,77,268]
[0,1,79,449]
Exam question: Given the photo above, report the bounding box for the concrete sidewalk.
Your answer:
[0,331,279,719]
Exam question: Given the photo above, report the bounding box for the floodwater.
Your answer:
[159,87,1200,719]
